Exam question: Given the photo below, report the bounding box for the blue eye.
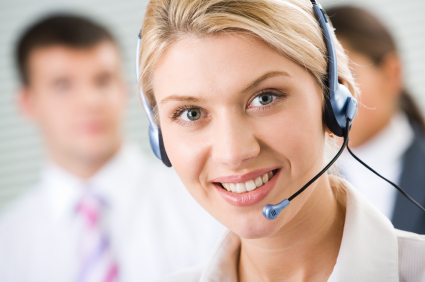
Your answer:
[251,93,275,107]
[181,108,201,121]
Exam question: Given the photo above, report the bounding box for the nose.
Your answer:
[211,115,260,167]
[79,85,104,109]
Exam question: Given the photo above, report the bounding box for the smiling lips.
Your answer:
[221,171,275,193]
[213,168,280,207]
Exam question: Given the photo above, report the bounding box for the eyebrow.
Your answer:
[242,71,291,92]
[160,95,205,105]
[159,71,291,105]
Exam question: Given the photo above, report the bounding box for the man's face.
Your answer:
[20,42,126,163]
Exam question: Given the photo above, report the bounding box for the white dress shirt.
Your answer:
[0,144,226,282]
[157,176,425,282]
[339,112,414,219]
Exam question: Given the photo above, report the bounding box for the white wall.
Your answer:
[0,0,424,209]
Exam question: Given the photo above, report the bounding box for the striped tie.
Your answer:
[76,192,119,282]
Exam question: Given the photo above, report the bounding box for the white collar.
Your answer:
[327,178,399,282]
[200,177,399,282]
[41,144,146,220]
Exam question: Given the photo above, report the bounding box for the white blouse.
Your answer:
[157,177,425,282]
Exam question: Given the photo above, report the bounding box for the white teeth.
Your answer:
[245,180,256,191]
[236,183,246,193]
[222,183,230,191]
[229,183,236,192]
[255,176,263,187]
[221,170,276,193]
[262,173,269,184]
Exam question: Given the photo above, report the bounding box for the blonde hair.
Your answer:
[138,0,359,123]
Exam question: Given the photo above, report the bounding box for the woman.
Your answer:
[137,0,425,281]
[329,6,425,234]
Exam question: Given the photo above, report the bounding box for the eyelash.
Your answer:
[171,105,198,121]
[170,89,286,124]
[248,89,286,110]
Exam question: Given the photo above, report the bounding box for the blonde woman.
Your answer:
[137,0,425,281]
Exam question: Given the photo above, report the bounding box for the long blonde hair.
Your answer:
[138,0,359,124]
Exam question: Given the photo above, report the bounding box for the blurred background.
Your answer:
[0,0,424,210]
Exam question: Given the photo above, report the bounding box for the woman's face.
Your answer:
[339,39,402,147]
[152,34,326,239]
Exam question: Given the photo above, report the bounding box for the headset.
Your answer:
[136,0,425,220]
[136,31,172,167]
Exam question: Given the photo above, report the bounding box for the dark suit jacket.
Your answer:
[392,123,425,234]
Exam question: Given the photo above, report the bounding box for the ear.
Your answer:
[338,77,349,88]
[325,127,333,135]
[17,86,37,120]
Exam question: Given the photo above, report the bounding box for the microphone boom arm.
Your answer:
[263,119,351,220]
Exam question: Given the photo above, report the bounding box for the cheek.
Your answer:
[103,99,125,127]
[161,123,210,199]
[261,102,324,176]
[355,67,383,107]
[353,67,390,130]
[34,93,84,144]
[34,97,72,135]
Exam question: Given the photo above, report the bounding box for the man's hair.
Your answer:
[16,14,117,85]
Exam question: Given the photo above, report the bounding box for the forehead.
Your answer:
[28,42,120,82]
[152,33,308,101]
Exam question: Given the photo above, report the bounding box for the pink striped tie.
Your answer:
[76,193,119,282]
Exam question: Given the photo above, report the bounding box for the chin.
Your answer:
[228,211,285,239]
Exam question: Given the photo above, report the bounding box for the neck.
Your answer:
[239,175,345,282]
[48,143,121,179]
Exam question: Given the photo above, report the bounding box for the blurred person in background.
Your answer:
[0,14,224,282]
[330,6,425,234]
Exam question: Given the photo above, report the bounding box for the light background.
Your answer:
[0,0,424,210]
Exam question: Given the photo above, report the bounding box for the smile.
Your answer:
[220,170,277,193]
[213,168,281,207]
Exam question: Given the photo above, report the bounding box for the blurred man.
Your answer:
[0,14,224,282]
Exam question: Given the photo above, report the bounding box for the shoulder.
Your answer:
[396,228,425,257]
[121,143,183,185]
[155,265,204,282]
[0,186,46,238]
[404,122,425,157]
[395,229,425,281]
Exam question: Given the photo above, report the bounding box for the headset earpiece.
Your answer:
[136,32,172,167]
[146,122,172,167]
[324,82,358,137]
[158,130,172,167]
[312,2,358,137]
